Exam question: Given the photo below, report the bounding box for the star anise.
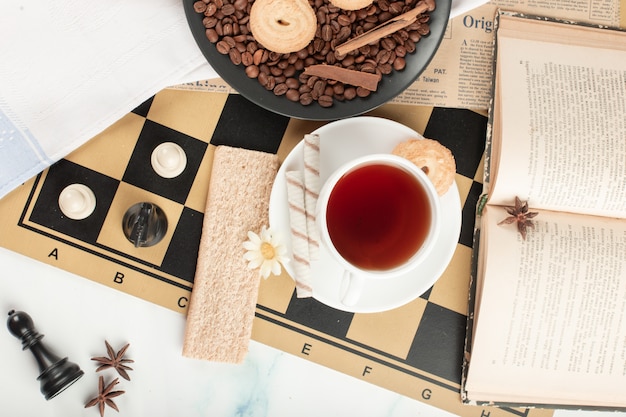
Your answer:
[85,376,125,417]
[497,196,538,240]
[91,341,134,381]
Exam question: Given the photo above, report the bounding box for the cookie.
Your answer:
[249,0,317,54]
[392,138,456,196]
[329,0,374,10]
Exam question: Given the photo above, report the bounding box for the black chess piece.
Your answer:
[122,202,168,247]
[7,310,84,400]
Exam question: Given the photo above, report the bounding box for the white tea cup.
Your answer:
[316,154,441,306]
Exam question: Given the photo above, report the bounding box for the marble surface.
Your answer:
[1,247,625,416]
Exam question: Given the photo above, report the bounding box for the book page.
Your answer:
[488,18,626,218]
[466,205,626,406]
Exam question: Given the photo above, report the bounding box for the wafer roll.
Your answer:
[286,170,313,298]
[183,146,279,363]
[303,134,320,261]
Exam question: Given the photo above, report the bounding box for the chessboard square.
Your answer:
[65,113,145,181]
[29,160,119,243]
[276,119,325,163]
[459,181,483,248]
[406,302,466,384]
[474,153,485,183]
[147,89,228,142]
[346,297,427,359]
[423,108,487,179]
[97,182,184,266]
[160,206,204,283]
[284,296,354,339]
[132,95,154,118]
[185,145,215,212]
[257,272,298,314]
[368,103,434,136]
[427,244,472,316]
[123,120,207,205]
[210,95,288,154]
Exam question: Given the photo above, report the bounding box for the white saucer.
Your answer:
[269,117,462,313]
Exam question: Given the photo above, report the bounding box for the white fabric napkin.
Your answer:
[0,0,217,200]
[0,0,486,201]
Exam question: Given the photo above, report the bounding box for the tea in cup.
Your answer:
[316,153,440,306]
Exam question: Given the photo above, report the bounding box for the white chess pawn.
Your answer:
[58,184,96,220]
[151,142,187,178]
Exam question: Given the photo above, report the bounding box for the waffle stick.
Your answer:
[286,170,314,298]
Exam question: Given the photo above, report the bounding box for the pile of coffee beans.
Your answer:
[193,0,432,108]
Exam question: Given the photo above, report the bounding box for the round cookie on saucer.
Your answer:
[392,138,456,196]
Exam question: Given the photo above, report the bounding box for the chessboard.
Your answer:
[0,89,552,417]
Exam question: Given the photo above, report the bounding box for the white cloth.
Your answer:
[0,0,217,199]
[0,0,485,201]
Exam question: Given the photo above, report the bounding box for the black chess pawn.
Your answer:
[122,202,168,247]
[7,310,84,400]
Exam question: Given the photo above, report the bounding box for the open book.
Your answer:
[462,11,626,409]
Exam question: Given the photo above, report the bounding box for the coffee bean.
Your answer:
[206,28,219,43]
[381,37,396,51]
[286,77,299,89]
[229,48,242,65]
[318,95,333,107]
[344,87,357,100]
[194,1,207,13]
[389,1,403,13]
[204,2,217,16]
[356,87,371,97]
[312,79,326,99]
[203,16,218,28]
[378,62,392,74]
[273,83,289,96]
[286,89,300,102]
[262,75,276,90]
[393,57,406,71]
[283,65,296,77]
[336,26,351,43]
[376,49,391,64]
[299,92,314,105]
[405,39,416,53]
[332,83,344,95]
[215,40,230,55]
[241,51,254,66]
[222,23,233,36]
[234,0,247,10]
[221,4,235,15]
[252,49,265,65]
[245,65,259,78]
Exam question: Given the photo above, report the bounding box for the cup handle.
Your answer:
[340,270,365,307]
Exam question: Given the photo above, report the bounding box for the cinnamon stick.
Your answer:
[335,0,433,56]
[303,65,382,91]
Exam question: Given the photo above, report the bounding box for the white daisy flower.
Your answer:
[243,226,289,279]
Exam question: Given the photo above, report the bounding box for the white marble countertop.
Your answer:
[1,246,624,416]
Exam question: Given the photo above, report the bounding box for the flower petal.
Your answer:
[247,230,261,244]
[270,260,282,276]
[259,261,272,279]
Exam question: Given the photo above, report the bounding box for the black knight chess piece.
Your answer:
[122,202,168,248]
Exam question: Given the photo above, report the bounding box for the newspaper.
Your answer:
[393,0,623,109]
[174,0,623,110]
